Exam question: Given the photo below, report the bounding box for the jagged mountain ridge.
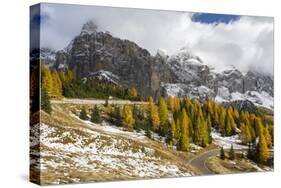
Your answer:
[52,21,175,98]
[39,20,274,110]
[162,48,273,109]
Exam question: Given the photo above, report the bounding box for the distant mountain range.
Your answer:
[37,20,274,110]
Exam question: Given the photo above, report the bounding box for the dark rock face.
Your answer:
[243,71,274,96]
[215,69,244,93]
[54,21,175,98]
[222,100,257,113]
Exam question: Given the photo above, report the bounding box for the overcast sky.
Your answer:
[31,3,274,75]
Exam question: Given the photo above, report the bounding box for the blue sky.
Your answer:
[192,13,240,24]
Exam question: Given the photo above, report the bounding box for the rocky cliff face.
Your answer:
[40,20,273,109]
[54,21,175,98]
[162,48,273,109]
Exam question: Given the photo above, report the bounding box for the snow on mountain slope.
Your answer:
[161,83,186,97]
[162,46,273,110]
[215,90,273,110]
[211,130,247,150]
[167,47,207,83]
[88,70,120,85]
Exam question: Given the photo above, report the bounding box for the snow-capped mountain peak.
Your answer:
[80,20,98,35]
[156,49,168,58]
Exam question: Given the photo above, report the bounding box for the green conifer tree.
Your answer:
[148,96,160,131]
[41,88,52,114]
[122,105,134,130]
[158,97,168,135]
[90,105,101,123]
[41,64,53,96]
[229,145,235,160]
[220,147,225,160]
[178,109,189,151]
[264,126,272,148]
[79,106,88,120]
[51,70,62,97]
[258,131,270,164]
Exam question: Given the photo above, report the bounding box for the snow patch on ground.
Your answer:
[211,130,248,150]
[30,120,191,184]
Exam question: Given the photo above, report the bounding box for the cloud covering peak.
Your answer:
[32,3,274,75]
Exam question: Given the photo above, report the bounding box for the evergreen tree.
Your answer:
[240,111,250,125]
[170,118,176,140]
[264,126,272,148]
[130,87,138,98]
[104,97,109,107]
[65,69,74,81]
[258,131,270,164]
[219,107,226,133]
[112,106,122,126]
[51,70,62,97]
[41,88,52,114]
[207,115,212,144]
[158,97,168,135]
[122,105,134,130]
[174,97,181,112]
[220,147,225,160]
[267,125,274,146]
[148,96,160,131]
[233,109,240,124]
[240,123,252,145]
[249,126,256,143]
[185,98,193,115]
[212,104,220,129]
[145,126,152,139]
[79,106,88,120]
[166,118,177,145]
[175,118,181,142]
[225,111,235,136]
[178,109,189,151]
[255,117,264,137]
[168,96,175,111]
[90,105,101,123]
[193,112,209,147]
[59,71,66,83]
[229,145,235,160]
[41,64,53,96]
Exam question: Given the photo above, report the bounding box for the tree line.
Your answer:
[40,64,140,113]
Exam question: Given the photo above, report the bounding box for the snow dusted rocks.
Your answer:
[87,70,120,85]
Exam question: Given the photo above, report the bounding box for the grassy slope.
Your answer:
[30,103,201,185]
[206,156,272,174]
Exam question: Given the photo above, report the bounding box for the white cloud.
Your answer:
[36,3,274,75]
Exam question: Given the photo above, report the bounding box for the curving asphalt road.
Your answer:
[188,149,219,175]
